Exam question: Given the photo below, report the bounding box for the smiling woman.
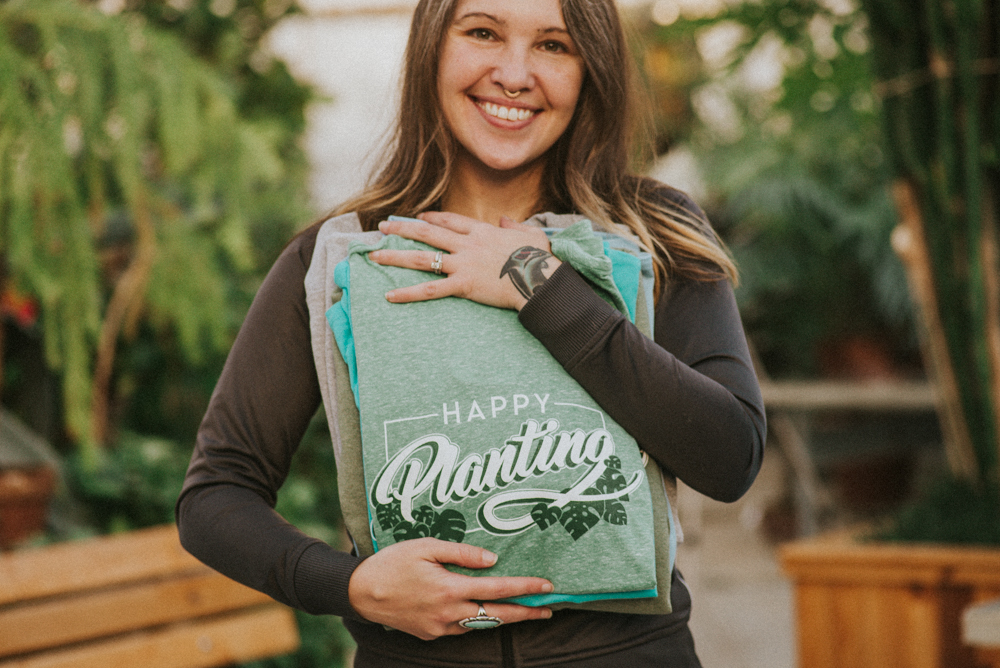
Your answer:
[176,0,766,666]
[436,0,584,182]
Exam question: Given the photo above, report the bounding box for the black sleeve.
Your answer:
[175,226,364,619]
[518,262,765,503]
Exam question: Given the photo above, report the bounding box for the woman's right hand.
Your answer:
[348,537,554,640]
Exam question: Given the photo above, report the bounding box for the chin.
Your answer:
[472,150,545,175]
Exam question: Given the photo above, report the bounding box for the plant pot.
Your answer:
[0,465,56,549]
[780,530,1000,668]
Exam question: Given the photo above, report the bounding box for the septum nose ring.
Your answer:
[502,88,522,99]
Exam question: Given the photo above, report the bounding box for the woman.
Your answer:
[177,0,765,665]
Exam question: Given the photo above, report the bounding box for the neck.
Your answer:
[441,152,547,225]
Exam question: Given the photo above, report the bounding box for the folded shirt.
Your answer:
[328,221,659,604]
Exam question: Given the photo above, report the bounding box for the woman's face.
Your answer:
[437,0,585,175]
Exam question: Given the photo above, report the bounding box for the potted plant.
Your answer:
[0,408,59,549]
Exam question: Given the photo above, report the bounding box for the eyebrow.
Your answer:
[454,12,570,36]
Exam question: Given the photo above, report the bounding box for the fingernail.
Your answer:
[542,609,553,619]
[541,582,553,593]
[483,551,498,566]
[378,221,388,231]
[368,251,380,261]
[385,291,395,301]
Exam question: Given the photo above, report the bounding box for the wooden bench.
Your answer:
[0,525,299,668]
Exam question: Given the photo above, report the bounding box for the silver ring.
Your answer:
[459,604,503,630]
[502,88,521,99]
[430,250,443,275]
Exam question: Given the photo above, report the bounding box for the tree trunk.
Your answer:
[90,188,157,447]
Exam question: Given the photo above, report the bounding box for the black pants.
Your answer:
[352,622,701,668]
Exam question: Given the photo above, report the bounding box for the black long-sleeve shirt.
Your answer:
[176,204,765,665]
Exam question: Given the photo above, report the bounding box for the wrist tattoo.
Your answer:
[500,246,553,300]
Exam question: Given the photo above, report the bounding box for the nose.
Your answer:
[490,42,534,96]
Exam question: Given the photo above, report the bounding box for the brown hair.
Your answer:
[333,0,737,293]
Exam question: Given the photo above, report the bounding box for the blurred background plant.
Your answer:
[636,0,916,380]
[635,0,998,543]
[0,0,311,454]
[857,0,1000,542]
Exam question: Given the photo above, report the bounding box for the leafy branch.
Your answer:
[0,0,307,454]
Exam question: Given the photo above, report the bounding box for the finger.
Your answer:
[417,211,478,234]
[370,249,446,274]
[461,575,555,601]
[497,216,551,249]
[385,276,459,303]
[470,601,553,625]
[418,539,499,569]
[449,601,552,635]
[378,218,456,249]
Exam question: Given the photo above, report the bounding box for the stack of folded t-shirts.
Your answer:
[328,219,669,607]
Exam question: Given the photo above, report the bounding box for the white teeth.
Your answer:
[479,101,533,122]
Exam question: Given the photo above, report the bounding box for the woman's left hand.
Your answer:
[369,212,562,311]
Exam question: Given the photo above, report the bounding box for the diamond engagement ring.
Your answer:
[430,250,443,275]
[459,604,503,630]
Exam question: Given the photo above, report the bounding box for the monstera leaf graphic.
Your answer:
[413,505,437,525]
[430,509,467,542]
[595,468,629,502]
[530,502,562,530]
[606,455,622,470]
[392,521,431,542]
[580,487,605,517]
[603,500,628,526]
[559,503,601,540]
[376,499,403,531]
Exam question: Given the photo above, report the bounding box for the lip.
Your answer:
[471,95,539,128]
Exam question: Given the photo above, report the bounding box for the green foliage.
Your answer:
[0,0,311,451]
[875,477,1000,546]
[859,0,1000,486]
[723,174,909,375]
[127,0,310,130]
[648,0,1000,537]
[65,430,191,533]
[641,1,915,377]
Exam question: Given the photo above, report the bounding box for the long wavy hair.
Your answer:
[333,0,737,294]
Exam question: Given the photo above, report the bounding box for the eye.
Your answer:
[468,27,494,40]
[540,40,568,53]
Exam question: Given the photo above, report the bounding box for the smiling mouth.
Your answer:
[476,100,536,122]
